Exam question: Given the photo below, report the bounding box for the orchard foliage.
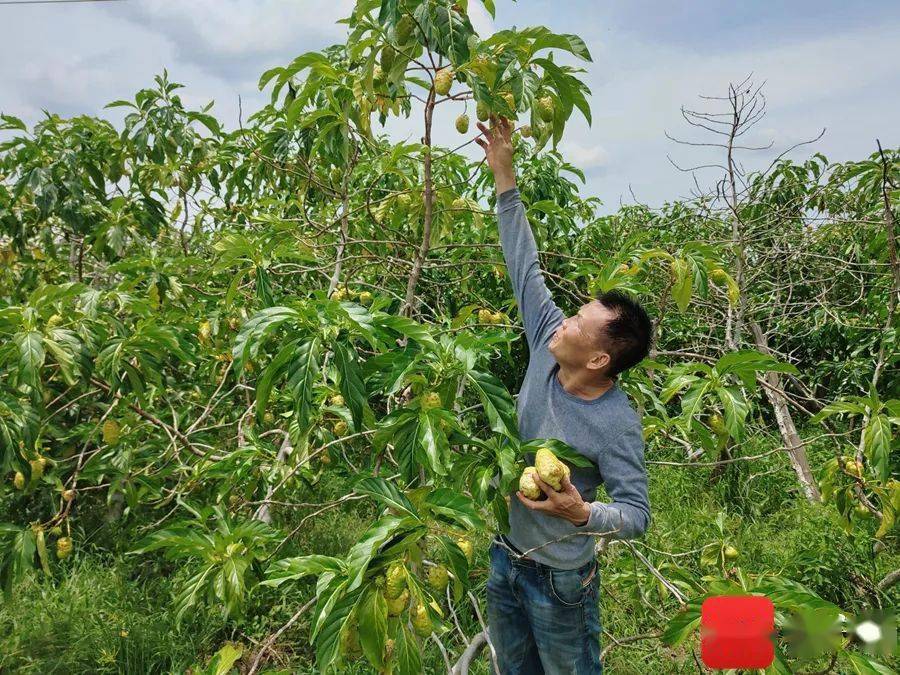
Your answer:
[1,1,898,673]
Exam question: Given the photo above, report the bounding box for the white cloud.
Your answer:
[558,141,610,170]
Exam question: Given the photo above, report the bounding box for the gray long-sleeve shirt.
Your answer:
[497,187,650,570]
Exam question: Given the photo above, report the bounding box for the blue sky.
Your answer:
[1,0,898,212]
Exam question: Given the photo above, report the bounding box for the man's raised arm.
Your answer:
[476,117,563,350]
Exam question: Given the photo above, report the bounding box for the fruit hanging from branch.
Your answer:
[476,101,489,122]
[537,96,555,122]
[455,113,470,134]
[434,67,453,96]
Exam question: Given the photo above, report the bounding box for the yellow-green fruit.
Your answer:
[519,124,532,138]
[476,101,490,122]
[384,562,406,599]
[198,320,212,343]
[456,537,474,565]
[411,604,432,637]
[723,545,739,560]
[709,414,727,436]
[846,460,863,477]
[478,308,493,324]
[397,193,412,209]
[491,312,504,325]
[535,447,566,491]
[519,466,542,500]
[50,525,62,536]
[47,314,63,329]
[709,269,728,284]
[333,420,348,436]
[330,394,345,407]
[62,489,75,502]
[56,537,73,560]
[341,622,362,655]
[537,96,554,122]
[434,67,453,96]
[102,419,120,445]
[455,114,470,134]
[422,392,442,410]
[385,588,409,616]
[30,459,45,481]
[380,46,396,72]
[13,471,25,490]
[359,291,373,305]
[502,92,515,112]
[427,565,450,593]
[452,197,467,210]
[319,452,332,465]
[263,411,275,425]
[395,15,415,43]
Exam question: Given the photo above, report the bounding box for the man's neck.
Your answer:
[556,363,615,400]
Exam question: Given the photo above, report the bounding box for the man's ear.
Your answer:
[586,351,610,372]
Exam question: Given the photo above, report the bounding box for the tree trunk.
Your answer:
[328,183,350,296]
[750,321,821,502]
[401,88,435,317]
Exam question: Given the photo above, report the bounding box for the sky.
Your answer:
[1,0,898,213]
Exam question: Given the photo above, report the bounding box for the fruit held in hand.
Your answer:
[411,603,433,637]
[455,114,470,134]
[537,96,555,122]
[519,466,542,500]
[434,67,453,95]
[384,561,406,599]
[385,588,409,616]
[421,392,441,410]
[427,564,450,592]
[535,447,567,491]
[56,537,73,560]
[476,101,490,122]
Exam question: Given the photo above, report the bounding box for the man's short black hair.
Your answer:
[594,290,653,378]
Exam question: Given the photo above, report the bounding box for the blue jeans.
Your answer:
[486,536,602,674]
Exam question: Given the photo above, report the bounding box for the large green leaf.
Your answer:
[423,489,486,531]
[467,369,518,437]
[716,385,750,442]
[354,477,419,519]
[232,306,300,372]
[863,414,892,480]
[357,588,387,669]
[262,555,346,588]
[333,341,368,431]
[15,331,44,388]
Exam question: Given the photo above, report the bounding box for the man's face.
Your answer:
[549,300,614,375]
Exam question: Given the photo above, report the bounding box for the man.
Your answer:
[475,116,653,674]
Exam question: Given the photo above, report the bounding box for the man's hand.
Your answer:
[517,473,592,526]
[475,115,516,194]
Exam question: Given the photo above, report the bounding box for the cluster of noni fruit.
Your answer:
[519,447,571,500]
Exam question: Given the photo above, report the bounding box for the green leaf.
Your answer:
[417,410,449,475]
[354,477,419,519]
[333,342,368,431]
[467,369,518,437]
[232,306,300,372]
[716,386,750,442]
[374,314,437,350]
[345,515,413,593]
[671,258,692,312]
[863,414,892,480]
[15,331,44,388]
[661,598,703,646]
[393,623,423,675]
[286,337,321,434]
[845,652,897,674]
[423,489,486,531]
[357,588,387,669]
[262,555,346,588]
